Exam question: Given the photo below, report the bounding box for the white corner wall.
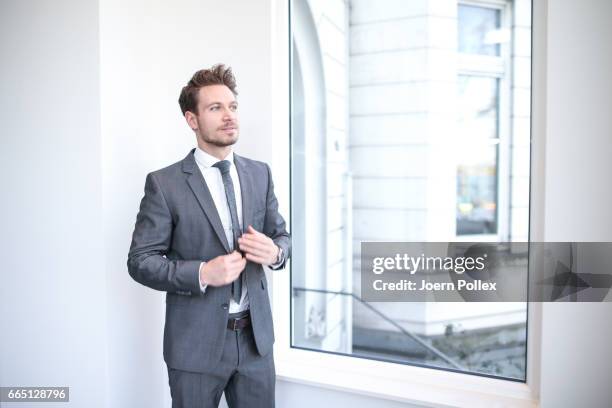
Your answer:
[0,0,107,407]
[538,0,612,407]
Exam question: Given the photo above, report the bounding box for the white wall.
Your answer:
[1,0,611,407]
[538,0,612,407]
[0,0,107,407]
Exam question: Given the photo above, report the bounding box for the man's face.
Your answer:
[188,84,239,147]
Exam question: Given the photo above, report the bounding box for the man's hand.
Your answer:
[238,225,280,266]
[200,251,246,287]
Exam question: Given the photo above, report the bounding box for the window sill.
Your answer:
[274,346,539,408]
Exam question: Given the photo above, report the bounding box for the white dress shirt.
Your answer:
[194,147,249,313]
[194,147,282,313]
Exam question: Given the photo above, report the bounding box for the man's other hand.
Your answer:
[238,225,280,266]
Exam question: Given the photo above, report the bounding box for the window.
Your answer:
[456,2,514,238]
[290,0,531,382]
[458,4,501,56]
[456,75,500,235]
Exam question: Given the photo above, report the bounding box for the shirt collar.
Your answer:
[194,146,234,169]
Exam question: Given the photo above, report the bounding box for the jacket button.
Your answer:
[221,303,229,310]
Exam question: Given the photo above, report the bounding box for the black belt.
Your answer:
[227,310,251,331]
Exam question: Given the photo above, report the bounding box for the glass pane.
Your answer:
[456,75,499,235]
[458,4,501,56]
[457,75,498,140]
[291,0,531,382]
[457,145,498,235]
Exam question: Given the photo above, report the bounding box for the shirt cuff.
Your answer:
[199,262,208,293]
[269,246,284,270]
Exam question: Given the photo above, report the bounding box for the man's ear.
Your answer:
[185,111,197,131]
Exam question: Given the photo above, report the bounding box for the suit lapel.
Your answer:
[182,149,231,253]
[234,154,253,234]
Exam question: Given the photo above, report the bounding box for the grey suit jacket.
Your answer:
[127,148,291,373]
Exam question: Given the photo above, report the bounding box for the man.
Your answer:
[127,64,290,408]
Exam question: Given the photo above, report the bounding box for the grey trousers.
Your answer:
[167,323,275,408]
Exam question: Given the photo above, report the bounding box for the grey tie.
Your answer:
[213,160,243,303]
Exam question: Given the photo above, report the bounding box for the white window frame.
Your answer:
[268,0,542,406]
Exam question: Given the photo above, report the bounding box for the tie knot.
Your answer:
[213,160,231,175]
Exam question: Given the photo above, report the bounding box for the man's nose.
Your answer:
[223,108,236,120]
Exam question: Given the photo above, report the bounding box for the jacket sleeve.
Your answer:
[263,164,291,269]
[127,172,201,293]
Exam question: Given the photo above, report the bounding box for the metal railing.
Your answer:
[292,286,465,370]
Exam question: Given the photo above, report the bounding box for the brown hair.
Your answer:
[178,64,238,115]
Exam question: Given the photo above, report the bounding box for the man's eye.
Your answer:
[230,105,237,111]
[210,106,219,111]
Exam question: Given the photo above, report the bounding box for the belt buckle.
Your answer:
[231,317,239,331]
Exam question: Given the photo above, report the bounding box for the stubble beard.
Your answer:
[200,130,239,147]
